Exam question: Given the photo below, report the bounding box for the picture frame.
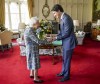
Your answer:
[42,0,50,19]
[42,4,50,18]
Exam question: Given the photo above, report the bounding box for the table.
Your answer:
[39,40,62,64]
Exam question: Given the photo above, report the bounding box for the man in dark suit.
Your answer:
[51,4,77,82]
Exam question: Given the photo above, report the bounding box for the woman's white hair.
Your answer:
[29,16,39,27]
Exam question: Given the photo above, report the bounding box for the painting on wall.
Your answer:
[92,0,100,21]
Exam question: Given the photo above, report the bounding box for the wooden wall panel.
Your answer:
[34,0,93,30]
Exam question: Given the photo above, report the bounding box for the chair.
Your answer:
[0,30,13,52]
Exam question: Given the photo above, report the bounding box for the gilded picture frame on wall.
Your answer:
[92,0,100,21]
[42,4,50,18]
[42,0,50,19]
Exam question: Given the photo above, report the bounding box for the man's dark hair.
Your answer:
[51,4,64,12]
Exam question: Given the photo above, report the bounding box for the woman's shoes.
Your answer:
[30,75,34,78]
[34,80,44,83]
[30,76,40,78]
[30,75,43,83]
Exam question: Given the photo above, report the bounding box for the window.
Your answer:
[5,0,29,31]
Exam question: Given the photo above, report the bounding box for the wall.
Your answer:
[34,0,54,20]
[34,0,93,30]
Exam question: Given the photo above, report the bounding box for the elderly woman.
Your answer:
[24,17,46,83]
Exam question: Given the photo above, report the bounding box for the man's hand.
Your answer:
[45,34,57,42]
[52,36,57,41]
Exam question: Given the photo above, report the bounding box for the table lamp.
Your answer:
[18,23,26,30]
[18,23,26,39]
[73,20,79,32]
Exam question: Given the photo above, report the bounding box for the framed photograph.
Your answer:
[92,0,100,21]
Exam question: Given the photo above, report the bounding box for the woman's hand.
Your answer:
[46,37,53,42]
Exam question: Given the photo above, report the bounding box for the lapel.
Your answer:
[60,13,66,32]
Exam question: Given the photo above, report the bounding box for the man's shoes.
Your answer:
[59,77,70,82]
[34,80,44,83]
[56,73,64,77]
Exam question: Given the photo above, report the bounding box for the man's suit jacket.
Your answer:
[57,13,77,50]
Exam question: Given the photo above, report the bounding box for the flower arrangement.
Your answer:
[75,31,85,37]
[36,19,53,39]
[0,24,5,32]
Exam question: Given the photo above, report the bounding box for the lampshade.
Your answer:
[73,20,79,26]
[18,23,26,29]
[97,19,100,26]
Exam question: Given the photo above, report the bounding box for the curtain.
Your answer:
[27,0,34,18]
[0,0,5,25]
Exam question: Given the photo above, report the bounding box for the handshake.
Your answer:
[44,34,57,42]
